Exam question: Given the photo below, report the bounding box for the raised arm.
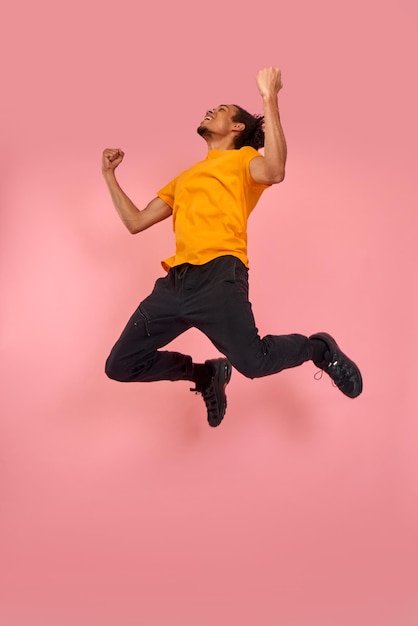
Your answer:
[249,67,287,185]
[102,148,172,234]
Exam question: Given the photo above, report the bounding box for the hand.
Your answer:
[256,67,283,98]
[102,148,125,174]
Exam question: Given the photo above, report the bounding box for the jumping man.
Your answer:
[102,67,363,427]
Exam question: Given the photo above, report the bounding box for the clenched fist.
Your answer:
[102,148,125,174]
[256,67,283,98]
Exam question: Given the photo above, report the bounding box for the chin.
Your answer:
[197,125,209,137]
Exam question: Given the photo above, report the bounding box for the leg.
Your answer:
[186,257,362,397]
[188,257,362,397]
[185,256,312,379]
[105,273,193,382]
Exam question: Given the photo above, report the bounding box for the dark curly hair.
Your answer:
[232,105,265,150]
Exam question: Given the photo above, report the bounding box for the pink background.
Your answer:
[1,0,417,624]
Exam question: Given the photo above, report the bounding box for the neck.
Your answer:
[205,137,236,150]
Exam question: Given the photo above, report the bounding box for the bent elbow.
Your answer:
[126,223,141,234]
[269,169,285,184]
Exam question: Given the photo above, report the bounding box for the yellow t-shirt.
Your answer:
[157,146,270,271]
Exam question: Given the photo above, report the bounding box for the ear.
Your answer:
[232,122,245,133]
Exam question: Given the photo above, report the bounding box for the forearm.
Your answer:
[262,94,287,182]
[103,170,142,233]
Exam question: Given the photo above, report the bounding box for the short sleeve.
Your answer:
[240,146,271,190]
[156,176,178,209]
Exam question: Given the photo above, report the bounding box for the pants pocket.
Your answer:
[133,306,151,336]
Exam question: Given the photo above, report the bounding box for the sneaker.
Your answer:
[309,332,363,398]
[190,358,232,427]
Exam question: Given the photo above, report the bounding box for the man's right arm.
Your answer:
[102,148,172,234]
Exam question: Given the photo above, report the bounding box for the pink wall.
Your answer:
[1,0,417,624]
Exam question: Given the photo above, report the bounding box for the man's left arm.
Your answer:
[249,66,287,185]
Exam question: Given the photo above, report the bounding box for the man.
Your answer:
[102,67,362,427]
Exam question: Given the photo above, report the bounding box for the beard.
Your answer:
[196,124,210,138]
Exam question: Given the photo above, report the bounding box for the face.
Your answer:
[197,104,239,138]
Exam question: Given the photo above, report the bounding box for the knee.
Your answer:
[105,354,129,382]
[232,357,263,380]
[105,350,152,382]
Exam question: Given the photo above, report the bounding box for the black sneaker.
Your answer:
[309,332,363,398]
[190,358,232,427]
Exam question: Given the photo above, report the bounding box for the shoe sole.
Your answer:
[207,359,232,427]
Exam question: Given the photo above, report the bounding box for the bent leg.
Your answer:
[189,257,312,379]
[105,274,193,382]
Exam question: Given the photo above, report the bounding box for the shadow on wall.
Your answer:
[217,368,321,442]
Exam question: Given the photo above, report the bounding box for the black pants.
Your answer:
[105,255,312,382]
